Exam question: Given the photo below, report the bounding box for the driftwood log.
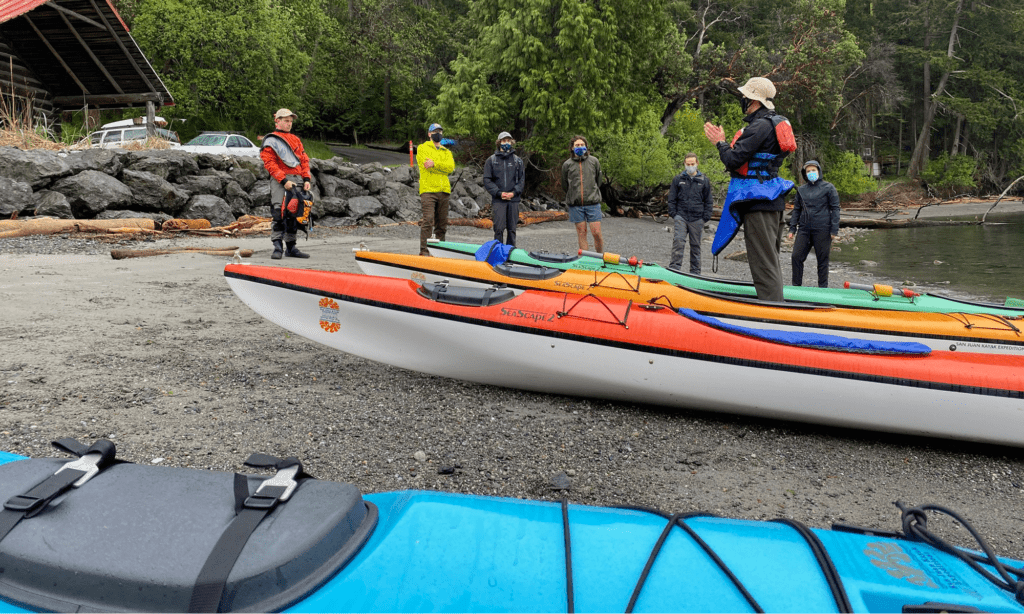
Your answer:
[110,247,253,260]
[0,218,155,239]
[449,210,568,229]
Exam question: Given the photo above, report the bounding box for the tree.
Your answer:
[433,0,671,160]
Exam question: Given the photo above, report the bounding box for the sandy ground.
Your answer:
[2,216,1023,558]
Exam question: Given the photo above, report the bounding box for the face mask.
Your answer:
[430,133,442,143]
[500,143,513,153]
[741,97,752,114]
[573,146,587,157]
[685,164,698,176]
[806,171,819,182]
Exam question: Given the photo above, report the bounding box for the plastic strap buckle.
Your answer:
[244,464,299,509]
[4,494,45,513]
[54,452,103,487]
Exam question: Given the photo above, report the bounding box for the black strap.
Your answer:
[0,438,117,544]
[188,454,308,613]
[772,518,853,612]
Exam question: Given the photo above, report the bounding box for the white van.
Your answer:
[85,117,181,149]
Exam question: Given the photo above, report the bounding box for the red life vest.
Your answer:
[730,114,797,177]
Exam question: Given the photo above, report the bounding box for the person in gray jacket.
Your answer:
[787,160,840,287]
[666,153,714,274]
[562,135,604,252]
[482,131,526,246]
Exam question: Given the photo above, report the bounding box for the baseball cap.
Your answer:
[428,123,443,132]
[496,131,513,141]
[274,108,298,119]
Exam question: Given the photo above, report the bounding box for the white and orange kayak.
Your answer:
[354,250,1024,356]
[225,264,1024,447]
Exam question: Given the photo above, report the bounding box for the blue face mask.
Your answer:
[573,146,587,157]
[500,143,513,153]
[806,171,819,182]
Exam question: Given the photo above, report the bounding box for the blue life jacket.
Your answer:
[711,176,794,256]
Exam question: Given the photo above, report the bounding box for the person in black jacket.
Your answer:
[482,131,526,247]
[704,77,794,301]
[787,160,840,287]
[666,153,714,274]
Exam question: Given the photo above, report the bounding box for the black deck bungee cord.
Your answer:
[771,518,853,613]
[562,498,575,613]
[898,502,1024,605]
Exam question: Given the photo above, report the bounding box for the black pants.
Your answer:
[791,229,833,288]
[492,200,519,247]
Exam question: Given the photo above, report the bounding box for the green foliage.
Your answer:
[820,149,877,198]
[433,0,670,162]
[132,0,307,131]
[664,104,729,194]
[596,108,676,191]
[921,154,978,193]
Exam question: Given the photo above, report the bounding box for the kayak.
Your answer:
[425,240,1024,316]
[354,250,1024,356]
[3,445,1024,613]
[223,263,1024,446]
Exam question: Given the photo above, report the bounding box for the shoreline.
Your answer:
[2,216,1023,556]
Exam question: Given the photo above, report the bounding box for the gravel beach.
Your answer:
[2,216,1022,555]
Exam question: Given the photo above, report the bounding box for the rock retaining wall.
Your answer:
[0,147,563,228]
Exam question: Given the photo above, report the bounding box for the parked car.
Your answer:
[179,132,260,156]
[85,125,181,149]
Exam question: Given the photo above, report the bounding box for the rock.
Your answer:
[333,179,369,200]
[319,196,350,217]
[96,210,171,226]
[248,181,272,207]
[348,195,385,218]
[358,162,384,175]
[724,250,748,262]
[181,194,235,227]
[194,153,233,171]
[0,176,35,217]
[413,450,427,462]
[364,172,386,194]
[127,150,199,181]
[859,260,878,267]
[51,170,133,218]
[316,216,357,227]
[122,169,190,214]
[388,165,415,185]
[63,148,124,176]
[223,181,253,217]
[362,215,395,227]
[176,175,224,197]
[230,156,265,178]
[228,168,256,192]
[0,146,72,189]
[32,190,73,219]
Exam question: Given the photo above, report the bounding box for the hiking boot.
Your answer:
[285,242,310,258]
[419,250,431,257]
[271,240,283,260]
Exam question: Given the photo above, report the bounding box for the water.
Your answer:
[831,212,1024,303]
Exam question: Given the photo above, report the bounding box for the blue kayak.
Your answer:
[2,446,1024,613]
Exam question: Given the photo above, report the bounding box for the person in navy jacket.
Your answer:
[787,160,841,287]
[666,153,714,274]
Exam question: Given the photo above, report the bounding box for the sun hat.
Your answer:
[274,108,297,119]
[428,123,443,132]
[737,77,776,111]
[496,131,513,142]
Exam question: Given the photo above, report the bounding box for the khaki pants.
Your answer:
[743,210,784,302]
[420,192,449,253]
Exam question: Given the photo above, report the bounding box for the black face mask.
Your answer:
[741,97,752,114]
[430,133,442,143]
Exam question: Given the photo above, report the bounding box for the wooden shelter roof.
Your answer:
[0,0,173,112]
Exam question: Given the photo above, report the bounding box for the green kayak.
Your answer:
[426,240,1024,316]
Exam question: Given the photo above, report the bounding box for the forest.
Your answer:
[108,0,1024,198]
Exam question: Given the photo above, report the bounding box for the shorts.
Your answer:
[569,204,602,224]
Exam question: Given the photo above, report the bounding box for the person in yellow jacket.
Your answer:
[416,123,456,255]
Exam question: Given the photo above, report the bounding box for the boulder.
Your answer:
[358,162,385,174]
[0,146,72,189]
[319,196,349,217]
[63,148,124,176]
[347,195,385,218]
[317,216,357,228]
[364,171,386,194]
[224,181,253,217]
[333,179,369,199]
[248,180,272,207]
[181,194,235,227]
[316,174,346,198]
[387,165,415,185]
[122,169,190,214]
[0,176,35,217]
[228,168,256,192]
[176,175,224,197]
[127,150,199,181]
[194,153,233,171]
[51,170,133,218]
[96,210,172,226]
[334,166,359,182]
[32,190,73,219]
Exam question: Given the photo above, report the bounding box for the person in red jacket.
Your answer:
[260,108,311,259]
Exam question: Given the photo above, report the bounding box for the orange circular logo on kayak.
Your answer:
[319,297,340,333]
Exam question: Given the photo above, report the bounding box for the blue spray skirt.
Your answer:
[1,450,1023,613]
[711,176,795,255]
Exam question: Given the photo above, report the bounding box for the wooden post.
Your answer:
[146,100,156,137]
